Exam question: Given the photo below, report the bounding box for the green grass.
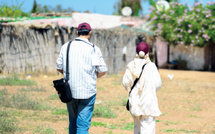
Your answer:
[32,124,56,134]
[156,120,190,125]
[189,114,202,118]
[0,88,8,97]
[91,121,109,127]
[112,81,121,85]
[20,86,46,92]
[0,109,18,134]
[190,103,202,111]
[121,122,134,131]
[97,87,105,90]
[0,92,48,110]
[49,93,59,100]
[161,129,198,133]
[92,104,117,118]
[0,74,36,86]
[51,108,68,115]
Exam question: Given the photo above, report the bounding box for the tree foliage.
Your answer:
[114,0,142,16]
[31,0,37,13]
[0,4,29,17]
[148,1,215,47]
[30,0,73,14]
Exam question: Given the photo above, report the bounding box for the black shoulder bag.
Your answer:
[53,41,73,103]
[126,64,146,111]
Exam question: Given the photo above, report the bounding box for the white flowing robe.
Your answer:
[123,58,162,117]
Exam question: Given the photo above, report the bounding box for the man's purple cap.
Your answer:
[78,22,91,31]
[136,42,149,55]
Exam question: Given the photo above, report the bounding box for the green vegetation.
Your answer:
[0,92,48,110]
[0,4,29,17]
[113,0,142,16]
[51,108,68,115]
[0,74,36,86]
[161,129,198,133]
[93,104,117,118]
[32,124,56,134]
[49,93,59,100]
[20,86,46,92]
[149,0,215,47]
[189,114,202,118]
[97,87,105,90]
[190,103,202,111]
[121,122,134,131]
[0,109,18,134]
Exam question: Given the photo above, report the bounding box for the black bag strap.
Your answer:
[65,41,72,82]
[129,64,146,95]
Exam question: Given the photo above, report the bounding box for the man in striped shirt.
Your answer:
[56,22,107,134]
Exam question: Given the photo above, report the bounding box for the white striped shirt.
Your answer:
[56,37,107,99]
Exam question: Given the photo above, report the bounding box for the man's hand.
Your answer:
[57,69,63,74]
[97,72,106,78]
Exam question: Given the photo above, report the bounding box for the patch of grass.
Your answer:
[91,121,108,127]
[0,73,36,86]
[92,104,117,118]
[49,93,59,100]
[109,74,120,78]
[0,109,18,134]
[121,96,127,106]
[156,120,190,125]
[190,103,202,111]
[51,108,68,115]
[32,124,56,134]
[97,87,105,90]
[186,88,196,93]
[0,88,8,97]
[91,121,118,129]
[161,129,198,133]
[112,81,121,85]
[189,114,202,118]
[104,130,113,134]
[20,86,46,92]
[0,93,48,110]
[121,122,134,131]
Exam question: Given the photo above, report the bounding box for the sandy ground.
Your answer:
[0,69,215,134]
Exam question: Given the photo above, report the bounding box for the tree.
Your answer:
[31,0,37,13]
[55,5,63,12]
[148,1,215,47]
[113,0,142,16]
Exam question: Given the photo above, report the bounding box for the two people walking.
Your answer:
[56,22,162,134]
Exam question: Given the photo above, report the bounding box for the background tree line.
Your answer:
[0,0,153,17]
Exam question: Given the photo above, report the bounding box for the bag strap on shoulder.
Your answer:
[129,64,146,95]
[75,39,95,51]
[65,41,72,82]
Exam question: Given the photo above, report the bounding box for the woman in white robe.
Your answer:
[122,42,162,134]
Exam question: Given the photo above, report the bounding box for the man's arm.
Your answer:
[57,69,63,74]
[97,72,106,78]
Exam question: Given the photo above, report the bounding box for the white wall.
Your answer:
[170,45,205,70]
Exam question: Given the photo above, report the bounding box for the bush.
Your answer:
[148,1,215,47]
